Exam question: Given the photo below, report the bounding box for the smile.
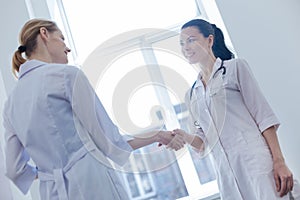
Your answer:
[185,52,195,59]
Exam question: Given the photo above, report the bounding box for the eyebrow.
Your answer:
[187,36,196,39]
[180,35,196,42]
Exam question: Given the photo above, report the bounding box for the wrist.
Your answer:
[273,157,285,164]
[183,132,194,144]
[155,130,164,143]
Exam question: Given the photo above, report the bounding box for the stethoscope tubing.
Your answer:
[190,60,226,129]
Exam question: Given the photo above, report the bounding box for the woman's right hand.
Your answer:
[157,130,186,151]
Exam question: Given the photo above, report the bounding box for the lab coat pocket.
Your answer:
[209,86,224,98]
[241,129,267,147]
[240,130,273,174]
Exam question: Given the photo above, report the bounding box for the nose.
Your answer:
[181,42,190,51]
[181,44,190,55]
[66,47,71,53]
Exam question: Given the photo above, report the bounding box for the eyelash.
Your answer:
[188,38,196,44]
[180,38,196,46]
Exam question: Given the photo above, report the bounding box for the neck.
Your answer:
[197,55,216,83]
[29,36,52,63]
[29,50,52,63]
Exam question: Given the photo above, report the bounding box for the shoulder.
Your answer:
[64,66,88,84]
[224,58,249,68]
[61,65,91,89]
[49,63,80,74]
[223,58,252,74]
[50,64,83,81]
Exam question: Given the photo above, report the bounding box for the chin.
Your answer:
[188,59,198,64]
[61,58,68,64]
[185,56,198,64]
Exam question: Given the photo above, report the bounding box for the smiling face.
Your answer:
[46,29,71,64]
[180,26,212,64]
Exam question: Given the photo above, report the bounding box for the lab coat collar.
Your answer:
[209,57,223,81]
[18,60,47,79]
[194,57,223,88]
[194,73,203,89]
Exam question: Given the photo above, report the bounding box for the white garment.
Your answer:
[186,58,300,200]
[3,60,133,200]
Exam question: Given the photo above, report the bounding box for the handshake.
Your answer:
[156,129,189,151]
[128,129,200,152]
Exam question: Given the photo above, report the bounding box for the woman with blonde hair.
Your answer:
[3,18,184,200]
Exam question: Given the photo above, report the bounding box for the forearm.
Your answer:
[262,126,285,163]
[262,126,294,197]
[173,129,204,151]
[127,131,158,150]
[185,133,204,151]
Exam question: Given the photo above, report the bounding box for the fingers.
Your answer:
[157,129,186,150]
[166,134,186,151]
[279,177,287,197]
[285,177,293,197]
[290,175,294,191]
[157,131,174,145]
[273,160,294,197]
[172,128,184,136]
[275,173,294,197]
[283,176,293,197]
[275,174,280,192]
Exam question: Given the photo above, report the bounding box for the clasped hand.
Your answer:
[273,159,294,197]
[156,130,186,151]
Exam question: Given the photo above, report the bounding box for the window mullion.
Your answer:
[140,40,202,197]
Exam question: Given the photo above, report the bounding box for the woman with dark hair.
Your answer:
[172,19,300,199]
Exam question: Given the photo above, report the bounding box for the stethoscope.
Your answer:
[190,60,226,128]
[212,60,226,78]
[190,60,226,99]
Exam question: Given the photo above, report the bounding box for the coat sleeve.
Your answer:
[235,59,280,132]
[64,67,133,166]
[2,109,37,194]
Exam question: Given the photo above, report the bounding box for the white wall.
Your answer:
[0,1,28,199]
[0,0,53,94]
[215,0,300,179]
[0,0,49,199]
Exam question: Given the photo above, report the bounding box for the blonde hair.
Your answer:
[12,18,58,78]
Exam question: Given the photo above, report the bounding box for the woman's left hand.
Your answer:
[273,159,294,197]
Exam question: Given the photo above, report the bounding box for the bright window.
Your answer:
[51,0,235,199]
[60,0,200,64]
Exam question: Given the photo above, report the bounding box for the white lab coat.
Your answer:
[2,60,133,200]
[186,58,300,200]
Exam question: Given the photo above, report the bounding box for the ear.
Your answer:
[39,27,49,40]
[208,34,214,48]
